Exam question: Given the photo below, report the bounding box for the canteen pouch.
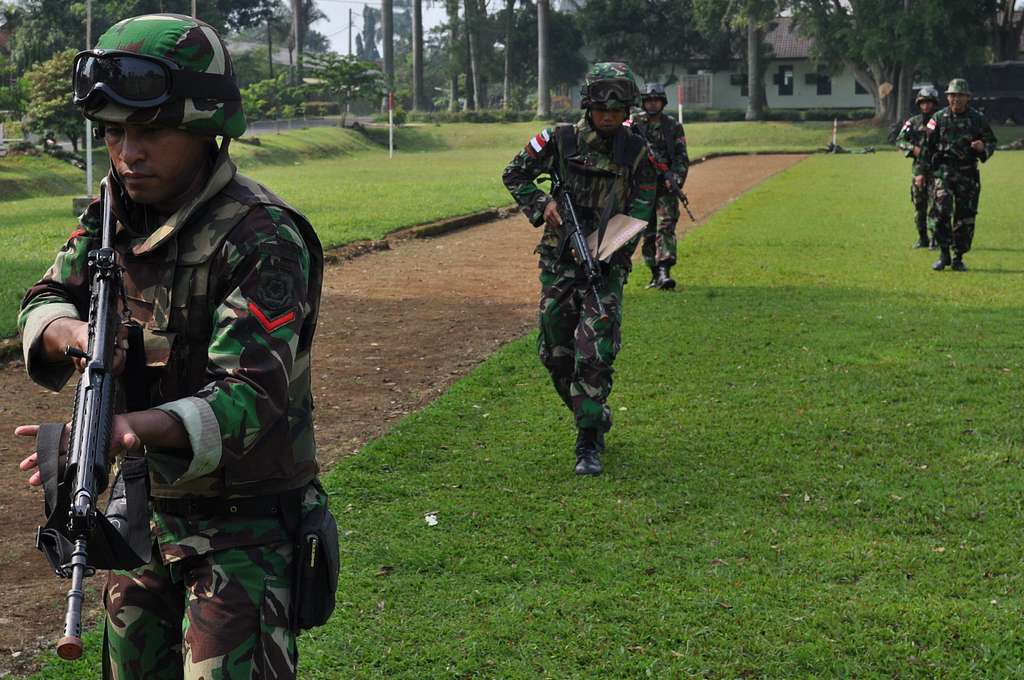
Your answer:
[290,487,340,630]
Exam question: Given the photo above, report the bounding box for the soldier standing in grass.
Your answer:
[502,62,656,475]
[896,86,940,249]
[627,82,690,290]
[919,78,997,272]
[14,14,332,678]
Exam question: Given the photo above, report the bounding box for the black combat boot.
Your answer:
[646,266,659,289]
[574,428,604,476]
[932,247,952,271]
[653,265,676,290]
[928,235,938,250]
[913,232,929,249]
[951,256,967,272]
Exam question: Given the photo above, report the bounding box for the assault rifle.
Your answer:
[35,179,149,660]
[547,171,608,322]
[665,173,697,223]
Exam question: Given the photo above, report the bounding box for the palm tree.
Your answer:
[537,0,551,117]
[412,0,425,110]
[502,0,515,110]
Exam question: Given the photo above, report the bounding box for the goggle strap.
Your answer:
[170,70,241,101]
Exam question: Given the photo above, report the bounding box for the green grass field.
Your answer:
[30,151,1024,677]
[0,120,1019,339]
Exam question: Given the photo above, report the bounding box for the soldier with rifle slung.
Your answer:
[627,82,691,290]
[14,14,337,678]
[896,85,940,249]
[502,62,656,475]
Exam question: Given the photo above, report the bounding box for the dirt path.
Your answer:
[0,154,805,674]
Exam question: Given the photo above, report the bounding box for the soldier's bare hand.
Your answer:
[13,423,70,487]
[543,199,562,228]
[912,146,921,158]
[66,322,127,375]
[913,175,926,188]
[970,140,985,153]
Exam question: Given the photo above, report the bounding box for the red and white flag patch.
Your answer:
[526,129,550,157]
[926,118,937,130]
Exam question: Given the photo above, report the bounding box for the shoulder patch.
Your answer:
[69,227,87,239]
[526,129,551,157]
[926,118,937,130]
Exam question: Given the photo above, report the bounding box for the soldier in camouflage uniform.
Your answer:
[920,78,997,272]
[15,14,325,679]
[896,85,940,249]
[502,62,656,475]
[627,82,689,290]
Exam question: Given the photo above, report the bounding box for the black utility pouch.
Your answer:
[291,498,340,630]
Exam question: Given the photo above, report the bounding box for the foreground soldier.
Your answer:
[502,62,656,475]
[628,82,689,289]
[15,14,327,678]
[920,78,997,272]
[896,86,940,249]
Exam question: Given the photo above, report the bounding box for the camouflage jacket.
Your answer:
[501,117,656,272]
[19,146,323,514]
[895,112,933,176]
[626,111,689,181]
[919,106,997,177]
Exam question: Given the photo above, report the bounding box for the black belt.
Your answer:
[152,489,302,519]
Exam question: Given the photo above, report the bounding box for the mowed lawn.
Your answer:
[0,119,948,338]
[33,152,1024,677]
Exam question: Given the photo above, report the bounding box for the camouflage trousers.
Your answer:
[103,540,295,679]
[642,186,679,268]
[929,168,981,256]
[910,174,933,239]
[537,264,626,433]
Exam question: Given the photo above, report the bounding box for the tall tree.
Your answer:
[445,0,460,111]
[536,0,550,117]
[464,0,483,109]
[501,0,515,110]
[412,0,425,110]
[382,0,394,90]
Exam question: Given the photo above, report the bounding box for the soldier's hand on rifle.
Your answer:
[664,172,679,190]
[913,175,926,188]
[911,146,921,158]
[543,199,562,229]
[13,417,140,487]
[970,140,985,153]
[42,318,127,375]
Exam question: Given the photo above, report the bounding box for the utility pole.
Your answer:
[192,0,197,18]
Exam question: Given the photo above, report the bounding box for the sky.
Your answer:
[313,0,451,56]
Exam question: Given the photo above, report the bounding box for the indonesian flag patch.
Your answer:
[926,118,937,130]
[526,129,550,157]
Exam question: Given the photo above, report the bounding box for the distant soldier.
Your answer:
[896,86,940,249]
[920,78,997,271]
[628,82,690,290]
[502,62,656,475]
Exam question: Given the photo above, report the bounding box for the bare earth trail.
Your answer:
[0,154,805,674]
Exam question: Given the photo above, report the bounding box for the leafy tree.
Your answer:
[508,1,585,108]
[989,0,1024,62]
[577,0,708,81]
[23,47,81,150]
[240,72,306,120]
[791,0,996,125]
[305,52,384,125]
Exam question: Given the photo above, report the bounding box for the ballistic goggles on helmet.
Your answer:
[73,49,240,110]
[587,79,636,108]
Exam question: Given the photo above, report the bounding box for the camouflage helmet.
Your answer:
[915,86,939,104]
[74,14,246,138]
[641,82,668,104]
[580,62,639,111]
[945,78,971,96]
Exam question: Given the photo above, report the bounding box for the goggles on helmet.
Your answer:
[73,49,240,110]
[587,79,636,107]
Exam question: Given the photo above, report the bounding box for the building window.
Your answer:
[855,79,868,95]
[816,72,832,96]
[776,65,794,96]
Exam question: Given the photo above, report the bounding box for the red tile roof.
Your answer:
[764,17,813,60]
